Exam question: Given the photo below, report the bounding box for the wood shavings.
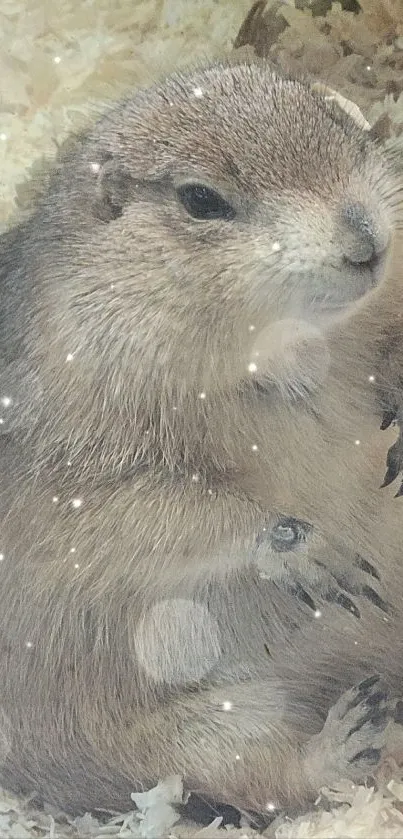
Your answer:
[234,0,403,124]
[0,0,252,228]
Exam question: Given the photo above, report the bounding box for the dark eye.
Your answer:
[176,183,236,221]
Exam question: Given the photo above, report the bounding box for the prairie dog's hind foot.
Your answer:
[304,676,393,790]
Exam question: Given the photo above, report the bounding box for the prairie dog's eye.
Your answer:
[176,183,236,221]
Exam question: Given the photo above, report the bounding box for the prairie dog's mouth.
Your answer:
[305,254,387,324]
[343,249,386,284]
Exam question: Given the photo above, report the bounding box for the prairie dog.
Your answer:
[0,59,399,816]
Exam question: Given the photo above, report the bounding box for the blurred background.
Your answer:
[1,0,402,229]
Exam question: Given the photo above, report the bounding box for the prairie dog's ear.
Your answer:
[92,158,138,221]
[310,82,371,131]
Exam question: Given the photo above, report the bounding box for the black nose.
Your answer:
[342,202,386,267]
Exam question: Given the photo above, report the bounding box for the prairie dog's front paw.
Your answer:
[380,410,403,497]
[248,319,330,399]
[304,676,392,790]
[254,517,389,620]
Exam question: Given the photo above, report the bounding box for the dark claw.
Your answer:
[394,700,403,725]
[379,398,403,491]
[364,689,389,708]
[348,707,388,738]
[346,676,380,711]
[286,582,317,612]
[324,590,360,619]
[380,409,397,431]
[346,693,367,712]
[354,555,380,581]
[362,585,390,614]
[369,708,390,728]
[329,573,356,597]
[357,675,380,694]
[381,437,403,488]
[314,561,358,598]
[350,747,381,765]
[336,592,360,619]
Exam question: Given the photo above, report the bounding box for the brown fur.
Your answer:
[0,58,401,817]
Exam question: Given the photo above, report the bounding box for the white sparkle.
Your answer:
[207,489,213,495]
[70,547,76,553]
[222,701,233,711]
[271,241,281,252]
[71,497,83,509]
[172,406,177,411]
[25,641,33,648]
[90,161,101,173]
[248,324,256,332]
[52,496,59,504]
[366,64,372,70]
[66,353,74,362]
[354,640,358,645]
[199,392,206,400]
[368,375,375,383]
[191,473,200,482]
[248,362,258,373]
[354,439,361,446]
[1,397,12,408]
[193,86,203,97]
[110,283,115,290]
[252,444,258,451]
[0,419,4,424]
[74,563,80,569]
[53,55,61,64]
[235,754,241,760]
[0,133,7,142]
[67,460,72,466]
[266,802,276,812]
[0,554,4,562]
[314,609,322,619]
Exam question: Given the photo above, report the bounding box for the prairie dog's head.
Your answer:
[17,59,396,429]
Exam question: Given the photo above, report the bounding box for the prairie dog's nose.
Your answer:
[341,202,388,266]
